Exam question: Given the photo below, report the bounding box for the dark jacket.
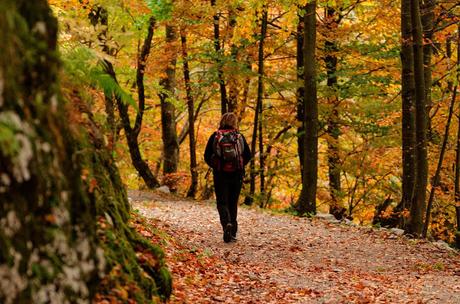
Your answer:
[204,129,251,173]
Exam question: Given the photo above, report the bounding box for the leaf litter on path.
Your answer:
[128,190,460,304]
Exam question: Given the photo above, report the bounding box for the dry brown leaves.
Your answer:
[129,190,460,304]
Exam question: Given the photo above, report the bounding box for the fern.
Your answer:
[62,45,138,111]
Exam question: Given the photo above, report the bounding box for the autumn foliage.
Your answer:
[49,0,460,244]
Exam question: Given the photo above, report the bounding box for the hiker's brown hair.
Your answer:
[219,112,238,130]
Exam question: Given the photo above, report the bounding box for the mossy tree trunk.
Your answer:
[0,1,171,302]
[0,1,100,302]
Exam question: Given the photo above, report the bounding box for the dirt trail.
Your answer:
[129,190,460,304]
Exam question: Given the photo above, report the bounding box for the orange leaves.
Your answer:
[81,168,98,193]
[136,250,160,269]
[44,214,57,225]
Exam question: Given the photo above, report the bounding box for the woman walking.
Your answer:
[204,113,251,243]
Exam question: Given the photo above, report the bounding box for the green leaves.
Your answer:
[145,0,173,21]
[0,113,21,158]
[62,46,138,111]
[91,68,139,111]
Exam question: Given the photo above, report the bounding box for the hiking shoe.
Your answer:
[223,223,233,243]
[230,235,237,242]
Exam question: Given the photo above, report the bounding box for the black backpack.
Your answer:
[213,130,244,172]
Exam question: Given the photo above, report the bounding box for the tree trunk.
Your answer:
[181,31,198,198]
[258,8,268,206]
[423,85,456,237]
[454,26,460,248]
[94,9,159,189]
[132,16,160,188]
[325,6,342,217]
[159,25,180,178]
[244,84,259,205]
[227,9,239,113]
[408,0,428,236]
[401,0,416,227]
[423,34,457,237]
[296,1,318,215]
[244,8,267,206]
[211,0,228,114]
[103,17,160,189]
[296,10,305,184]
[421,0,435,141]
[113,67,160,189]
[0,2,171,302]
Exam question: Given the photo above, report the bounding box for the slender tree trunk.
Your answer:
[244,82,259,206]
[454,26,460,248]
[423,34,457,237]
[228,9,239,113]
[103,18,160,189]
[91,8,159,188]
[244,8,268,206]
[181,31,198,198]
[325,6,342,217]
[456,120,460,247]
[423,85,456,237]
[408,0,428,236]
[159,25,179,177]
[421,0,435,140]
[401,0,417,227]
[105,62,160,189]
[296,1,318,215]
[296,9,305,184]
[258,8,268,206]
[211,0,228,114]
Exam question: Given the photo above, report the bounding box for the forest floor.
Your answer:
[128,190,460,304]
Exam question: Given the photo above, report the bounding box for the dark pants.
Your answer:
[213,171,243,236]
